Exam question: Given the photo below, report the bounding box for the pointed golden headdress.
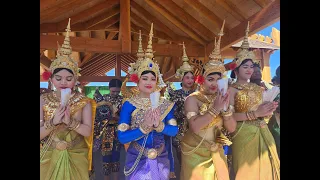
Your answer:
[232,22,259,67]
[175,42,194,80]
[49,18,80,78]
[202,20,226,77]
[128,23,166,88]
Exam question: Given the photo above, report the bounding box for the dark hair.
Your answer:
[183,71,194,77]
[253,63,261,68]
[141,70,156,78]
[230,70,236,79]
[272,76,280,85]
[202,68,222,77]
[276,66,280,78]
[207,72,221,77]
[109,79,122,88]
[51,68,74,77]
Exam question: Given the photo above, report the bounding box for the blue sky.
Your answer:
[40,21,280,89]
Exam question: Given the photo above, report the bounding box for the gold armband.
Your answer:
[117,123,130,132]
[167,119,177,126]
[186,112,197,120]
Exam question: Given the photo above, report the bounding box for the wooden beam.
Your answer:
[79,53,93,67]
[158,0,216,39]
[40,35,121,53]
[215,0,246,22]
[131,41,204,57]
[253,0,274,8]
[57,0,119,31]
[107,32,118,40]
[119,0,131,53]
[40,34,205,56]
[207,0,280,53]
[85,6,120,29]
[184,0,228,32]
[144,0,206,45]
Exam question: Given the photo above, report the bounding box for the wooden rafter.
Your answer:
[207,0,280,53]
[144,0,206,45]
[183,0,228,32]
[85,6,120,29]
[158,0,216,40]
[253,0,274,8]
[131,1,195,45]
[40,0,93,22]
[131,20,173,41]
[215,0,246,22]
[81,54,113,74]
[79,53,93,67]
[107,32,118,40]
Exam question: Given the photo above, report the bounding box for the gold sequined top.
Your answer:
[230,83,263,112]
[189,91,222,129]
[185,91,231,145]
[128,96,174,129]
[42,92,91,122]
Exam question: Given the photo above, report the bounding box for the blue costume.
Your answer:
[117,97,178,179]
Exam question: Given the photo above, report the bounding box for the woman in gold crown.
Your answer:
[228,22,280,180]
[180,21,236,180]
[166,42,196,177]
[40,19,96,180]
[117,24,178,180]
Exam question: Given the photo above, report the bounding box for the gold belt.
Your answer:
[191,133,222,152]
[132,142,165,159]
[51,137,82,150]
[245,119,267,128]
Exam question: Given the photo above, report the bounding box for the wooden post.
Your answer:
[119,0,131,53]
[116,54,121,79]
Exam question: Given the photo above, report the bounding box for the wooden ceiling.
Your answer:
[40,0,280,82]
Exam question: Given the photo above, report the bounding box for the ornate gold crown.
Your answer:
[203,20,226,77]
[128,23,166,88]
[49,18,80,78]
[233,22,259,67]
[175,42,194,80]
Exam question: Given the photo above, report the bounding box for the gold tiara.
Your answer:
[49,18,80,78]
[203,20,226,77]
[233,22,259,67]
[175,42,194,80]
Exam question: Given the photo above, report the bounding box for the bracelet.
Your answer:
[207,110,217,119]
[44,120,55,130]
[139,123,153,134]
[209,107,220,116]
[222,110,233,117]
[246,111,257,120]
[154,121,165,132]
[68,119,80,130]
